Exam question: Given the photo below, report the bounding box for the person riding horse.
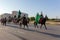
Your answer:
[39,16,47,30]
[22,15,28,29]
[34,15,47,30]
[1,17,7,26]
[34,14,43,28]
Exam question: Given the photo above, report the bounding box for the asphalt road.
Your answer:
[0,23,60,40]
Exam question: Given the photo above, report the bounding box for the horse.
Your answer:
[1,18,4,25]
[12,16,29,29]
[21,17,29,29]
[1,18,7,26]
[34,17,47,30]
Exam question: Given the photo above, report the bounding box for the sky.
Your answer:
[0,0,60,18]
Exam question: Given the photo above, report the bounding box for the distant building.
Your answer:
[12,11,28,18]
[0,11,28,19]
[12,11,18,18]
[1,13,12,19]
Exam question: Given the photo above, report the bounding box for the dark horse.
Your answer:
[22,16,29,29]
[34,17,47,30]
[12,15,29,29]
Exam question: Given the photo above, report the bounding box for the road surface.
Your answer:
[0,23,60,40]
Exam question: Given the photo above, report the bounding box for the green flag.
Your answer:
[35,13,41,24]
[18,10,21,18]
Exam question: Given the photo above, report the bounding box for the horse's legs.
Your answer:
[20,24,21,28]
[35,25,38,28]
[3,22,4,25]
[5,22,6,26]
[26,24,29,29]
[34,24,37,28]
[37,25,39,28]
[34,22,36,28]
[44,24,47,30]
[34,23,38,28]
[24,25,25,29]
[40,24,43,29]
[19,23,22,28]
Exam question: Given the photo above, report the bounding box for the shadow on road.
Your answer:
[6,24,19,29]
[6,24,60,38]
[23,28,60,38]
